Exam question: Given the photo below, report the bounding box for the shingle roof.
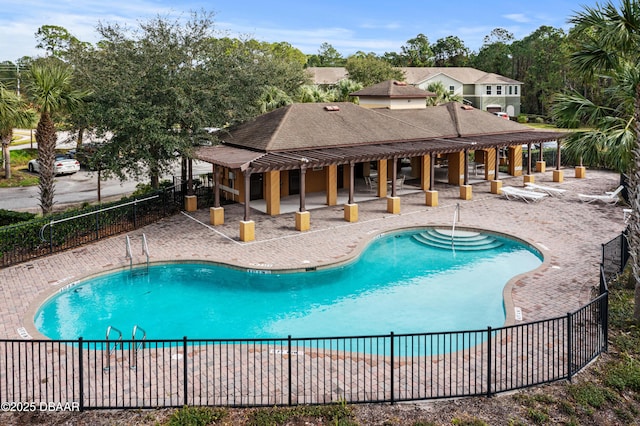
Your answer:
[195,102,566,172]
[399,67,522,85]
[221,102,442,152]
[350,80,435,98]
[304,67,349,84]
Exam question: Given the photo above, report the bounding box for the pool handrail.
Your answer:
[104,325,123,372]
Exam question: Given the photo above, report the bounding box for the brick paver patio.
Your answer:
[0,168,626,407]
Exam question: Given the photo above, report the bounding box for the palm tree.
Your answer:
[27,62,88,215]
[257,86,292,113]
[0,84,34,179]
[425,81,462,106]
[553,0,640,320]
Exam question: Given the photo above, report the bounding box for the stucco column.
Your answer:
[377,159,387,197]
[508,145,523,176]
[420,154,431,190]
[447,152,464,185]
[265,170,280,216]
[326,164,337,206]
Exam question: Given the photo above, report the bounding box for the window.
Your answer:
[514,86,518,95]
[509,86,513,95]
[486,85,492,95]
[449,85,455,94]
[496,85,502,95]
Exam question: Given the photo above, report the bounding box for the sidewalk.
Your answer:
[0,169,626,339]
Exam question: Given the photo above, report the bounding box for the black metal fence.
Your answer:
[0,188,180,268]
[0,299,607,409]
[0,232,625,410]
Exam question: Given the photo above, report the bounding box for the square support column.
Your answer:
[508,145,523,176]
[575,166,586,179]
[295,211,310,231]
[387,196,400,214]
[377,159,388,197]
[344,203,358,222]
[484,149,496,181]
[447,152,465,185]
[210,207,224,226]
[265,170,280,216]
[553,169,564,183]
[524,175,535,184]
[326,165,337,206]
[536,161,546,173]
[240,220,255,242]
[420,154,431,190]
[426,190,438,206]
[460,184,472,200]
[184,195,197,212]
[491,180,503,194]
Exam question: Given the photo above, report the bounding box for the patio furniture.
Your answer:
[501,186,548,203]
[578,185,623,204]
[524,182,567,197]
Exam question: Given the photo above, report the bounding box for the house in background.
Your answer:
[306,67,522,117]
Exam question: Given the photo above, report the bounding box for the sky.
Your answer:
[0,0,590,63]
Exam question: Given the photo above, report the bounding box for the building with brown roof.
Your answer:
[193,83,563,241]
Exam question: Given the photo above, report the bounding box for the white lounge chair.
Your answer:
[524,182,567,197]
[501,186,548,203]
[578,185,623,205]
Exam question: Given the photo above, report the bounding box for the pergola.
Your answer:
[195,129,565,223]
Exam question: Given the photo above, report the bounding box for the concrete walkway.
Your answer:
[0,168,626,340]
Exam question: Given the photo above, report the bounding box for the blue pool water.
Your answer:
[35,229,542,341]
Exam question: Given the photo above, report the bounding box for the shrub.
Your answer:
[0,209,36,226]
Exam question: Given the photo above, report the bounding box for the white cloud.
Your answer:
[503,13,531,24]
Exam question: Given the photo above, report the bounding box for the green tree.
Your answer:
[258,86,293,113]
[26,61,88,214]
[35,25,90,59]
[425,81,462,106]
[307,42,345,67]
[81,13,307,188]
[431,36,470,67]
[511,26,570,115]
[550,0,640,319]
[470,28,514,76]
[0,84,35,178]
[399,34,434,67]
[345,53,405,87]
[328,79,363,102]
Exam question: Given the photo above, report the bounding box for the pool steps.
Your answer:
[412,229,503,251]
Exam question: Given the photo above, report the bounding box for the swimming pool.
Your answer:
[35,228,542,341]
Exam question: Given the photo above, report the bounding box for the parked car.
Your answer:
[494,111,509,119]
[27,154,80,175]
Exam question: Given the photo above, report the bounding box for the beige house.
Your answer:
[306,66,522,117]
[194,82,562,241]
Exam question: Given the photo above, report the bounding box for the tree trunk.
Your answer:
[76,128,84,149]
[632,84,640,322]
[1,132,11,179]
[37,113,57,215]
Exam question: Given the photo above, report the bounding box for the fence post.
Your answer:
[49,221,54,254]
[390,331,395,404]
[486,326,492,397]
[603,292,609,353]
[288,335,292,406]
[95,210,99,240]
[183,336,188,406]
[133,200,138,228]
[78,337,84,411]
[567,313,573,382]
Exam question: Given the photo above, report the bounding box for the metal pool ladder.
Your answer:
[103,325,123,372]
[130,325,147,370]
[125,234,150,274]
